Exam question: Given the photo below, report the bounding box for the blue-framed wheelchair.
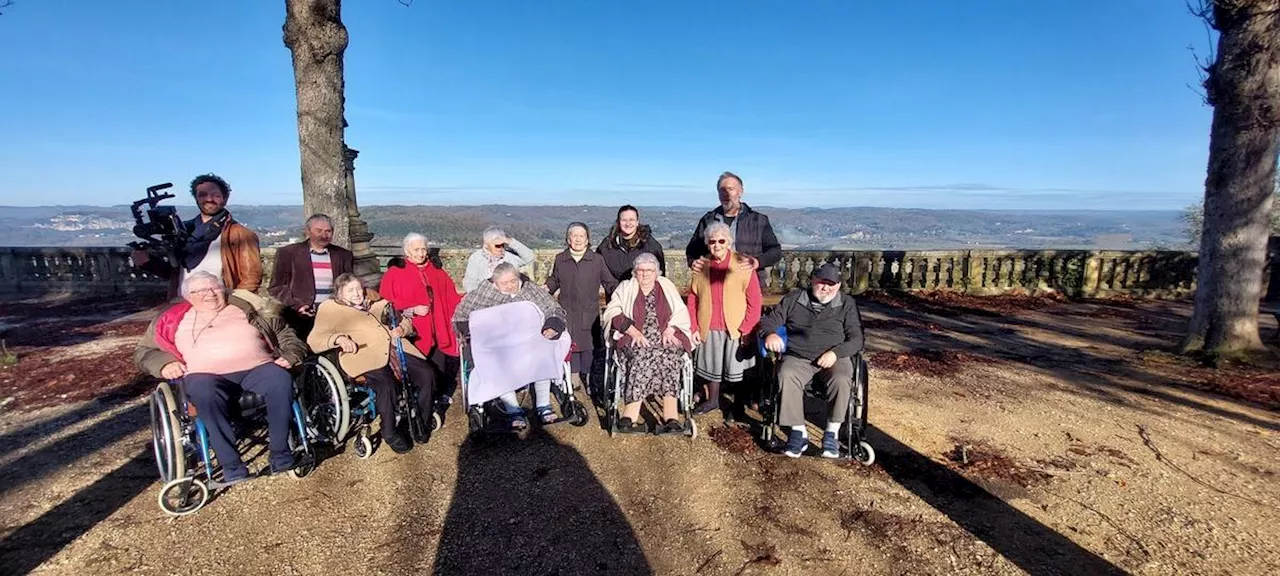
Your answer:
[147,357,348,516]
[757,326,875,464]
[600,333,698,439]
[312,303,443,460]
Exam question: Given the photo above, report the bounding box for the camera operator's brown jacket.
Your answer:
[147,217,263,298]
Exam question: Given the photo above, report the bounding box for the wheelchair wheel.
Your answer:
[852,441,876,466]
[569,400,589,427]
[158,477,208,516]
[149,383,187,484]
[353,431,374,460]
[432,411,443,431]
[286,425,317,479]
[687,419,698,440]
[466,407,485,437]
[297,356,350,444]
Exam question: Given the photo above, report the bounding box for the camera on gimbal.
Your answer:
[128,182,190,253]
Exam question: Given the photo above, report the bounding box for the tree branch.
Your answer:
[0,1,14,16]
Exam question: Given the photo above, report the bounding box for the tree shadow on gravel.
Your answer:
[431,428,650,575]
[866,426,1128,575]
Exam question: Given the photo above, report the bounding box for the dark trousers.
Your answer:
[569,350,594,377]
[184,363,294,478]
[363,354,438,438]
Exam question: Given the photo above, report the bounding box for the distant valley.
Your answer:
[0,204,1190,251]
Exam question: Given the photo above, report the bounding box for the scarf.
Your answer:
[485,249,505,273]
[181,210,231,271]
[569,248,587,262]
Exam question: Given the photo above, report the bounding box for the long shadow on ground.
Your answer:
[432,428,650,575]
[0,449,154,576]
[865,426,1126,575]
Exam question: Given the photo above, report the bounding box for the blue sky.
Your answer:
[0,0,1214,210]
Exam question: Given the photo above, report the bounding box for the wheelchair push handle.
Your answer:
[758,325,788,359]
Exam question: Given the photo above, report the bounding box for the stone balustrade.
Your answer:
[0,244,1217,300]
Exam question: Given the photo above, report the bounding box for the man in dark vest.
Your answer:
[268,214,354,338]
[685,171,783,287]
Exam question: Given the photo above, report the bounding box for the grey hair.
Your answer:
[717,171,743,188]
[491,262,519,282]
[632,252,660,270]
[482,226,507,246]
[182,270,224,295]
[704,221,734,244]
[402,232,427,252]
[305,213,332,229]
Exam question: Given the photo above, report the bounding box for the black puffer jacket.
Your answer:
[596,225,666,283]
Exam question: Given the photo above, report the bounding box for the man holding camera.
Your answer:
[268,213,354,338]
[132,174,263,299]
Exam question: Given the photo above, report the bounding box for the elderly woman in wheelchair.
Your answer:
[452,262,588,432]
[601,253,695,436]
[135,271,312,496]
[308,273,439,455]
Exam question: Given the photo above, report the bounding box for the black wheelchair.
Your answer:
[756,326,875,464]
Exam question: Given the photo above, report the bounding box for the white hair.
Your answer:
[632,252,660,270]
[705,221,734,244]
[182,270,224,294]
[482,226,507,245]
[402,233,427,252]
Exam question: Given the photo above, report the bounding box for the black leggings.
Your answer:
[362,354,437,435]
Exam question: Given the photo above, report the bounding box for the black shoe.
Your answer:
[656,419,683,436]
[617,417,648,434]
[270,452,315,475]
[384,431,413,454]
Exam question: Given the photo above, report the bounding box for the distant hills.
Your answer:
[0,204,1189,251]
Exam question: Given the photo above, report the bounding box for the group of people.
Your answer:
[132,170,867,483]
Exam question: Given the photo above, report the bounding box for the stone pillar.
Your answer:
[343,146,382,286]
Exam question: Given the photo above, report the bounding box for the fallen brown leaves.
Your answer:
[861,289,1068,318]
[945,436,1052,488]
[709,425,758,455]
[868,349,1001,378]
[0,318,154,410]
[1139,350,1280,409]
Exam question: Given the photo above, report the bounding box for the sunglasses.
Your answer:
[708,238,729,245]
[493,243,507,249]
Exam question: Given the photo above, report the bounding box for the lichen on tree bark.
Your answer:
[283,0,351,248]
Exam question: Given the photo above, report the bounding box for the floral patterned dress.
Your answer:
[619,291,686,403]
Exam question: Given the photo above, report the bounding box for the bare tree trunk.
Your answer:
[283,0,351,249]
[1181,0,1280,357]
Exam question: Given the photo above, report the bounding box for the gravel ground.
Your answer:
[0,296,1277,575]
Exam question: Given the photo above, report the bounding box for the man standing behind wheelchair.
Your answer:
[133,271,309,484]
[131,173,264,299]
[309,273,436,454]
[758,263,865,459]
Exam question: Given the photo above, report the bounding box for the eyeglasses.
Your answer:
[708,238,729,245]
[188,287,220,296]
[634,268,657,274]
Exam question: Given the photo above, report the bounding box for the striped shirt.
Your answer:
[310,250,334,303]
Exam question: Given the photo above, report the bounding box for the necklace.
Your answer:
[190,307,225,347]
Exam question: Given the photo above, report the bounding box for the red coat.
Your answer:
[378,258,462,357]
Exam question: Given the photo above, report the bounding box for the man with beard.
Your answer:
[132,174,263,298]
[758,263,865,459]
[685,171,782,287]
[268,214,354,338]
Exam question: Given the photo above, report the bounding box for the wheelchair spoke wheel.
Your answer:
[298,357,350,444]
[149,383,186,484]
[158,477,208,516]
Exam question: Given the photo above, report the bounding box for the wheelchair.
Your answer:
[600,334,698,439]
[319,304,444,459]
[756,326,875,464]
[147,357,348,516]
[459,337,590,440]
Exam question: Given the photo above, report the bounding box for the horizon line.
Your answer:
[0,203,1188,213]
